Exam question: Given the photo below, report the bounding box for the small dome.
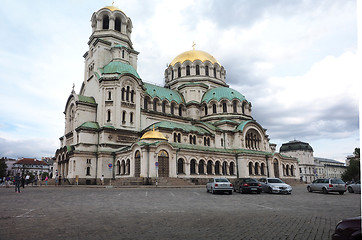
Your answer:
[280,140,314,152]
[170,49,220,66]
[201,87,246,103]
[102,6,122,12]
[140,129,167,140]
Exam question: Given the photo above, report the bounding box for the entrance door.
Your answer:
[158,150,169,177]
[134,151,140,177]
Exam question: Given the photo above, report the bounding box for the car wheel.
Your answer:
[212,188,215,194]
[307,186,312,192]
[239,187,243,194]
[339,191,344,195]
[347,186,354,193]
[268,187,273,194]
[322,188,328,194]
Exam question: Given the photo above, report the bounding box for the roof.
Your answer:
[100,61,140,78]
[15,158,48,165]
[235,120,254,132]
[280,140,314,152]
[315,157,344,165]
[143,83,184,104]
[170,49,220,66]
[79,121,100,129]
[145,121,211,135]
[78,95,96,104]
[140,129,167,140]
[201,87,246,103]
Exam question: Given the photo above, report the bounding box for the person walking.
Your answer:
[45,176,48,186]
[101,175,104,185]
[25,174,30,186]
[21,175,25,188]
[14,173,21,193]
[5,176,10,188]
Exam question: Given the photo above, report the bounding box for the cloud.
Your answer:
[0,138,57,159]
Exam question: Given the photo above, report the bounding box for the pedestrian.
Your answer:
[45,176,48,186]
[101,175,104,185]
[34,175,38,186]
[59,175,62,185]
[14,173,21,193]
[55,175,58,186]
[5,176,10,188]
[21,175,25,188]
[25,174,30,186]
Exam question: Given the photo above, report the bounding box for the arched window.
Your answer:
[204,105,208,115]
[242,102,245,114]
[130,112,133,123]
[121,160,125,175]
[261,163,265,175]
[122,111,126,123]
[286,165,290,176]
[122,50,125,58]
[205,66,209,76]
[196,65,200,75]
[131,90,134,102]
[162,101,166,113]
[186,65,190,76]
[126,159,130,175]
[193,136,196,145]
[213,67,216,78]
[179,105,182,116]
[215,161,220,175]
[115,17,121,31]
[153,99,158,111]
[190,159,196,174]
[102,15,109,29]
[222,102,227,113]
[86,167,91,176]
[207,160,213,174]
[255,162,259,175]
[107,110,111,122]
[178,158,184,174]
[170,103,174,115]
[117,160,121,175]
[249,162,253,175]
[222,162,227,175]
[144,97,148,110]
[108,91,112,100]
[121,88,125,101]
[171,69,174,80]
[199,160,205,174]
[245,129,261,150]
[213,104,217,113]
[178,67,181,77]
[174,133,177,142]
[177,133,181,143]
[126,86,130,101]
[291,165,294,176]
[221,139,224,147]
[233,101,237,113]
[230,162,235,175]
[273,159,279,178]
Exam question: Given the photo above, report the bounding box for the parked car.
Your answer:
[206,177,233,195]
[233,178,262,194]
[307,178,346,195]
[347,180,361,194]
[258,178,292,194]
[332,216,361,240]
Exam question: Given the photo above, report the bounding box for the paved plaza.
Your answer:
[0,184,360,240]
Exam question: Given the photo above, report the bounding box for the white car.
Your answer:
[347,180,361,194]
[258,178,292,194]
[206,177,233,195]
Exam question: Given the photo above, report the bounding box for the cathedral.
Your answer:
[54,5,299,185]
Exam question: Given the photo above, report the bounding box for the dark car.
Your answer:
[233,178,262,194]
[332,216,361,240]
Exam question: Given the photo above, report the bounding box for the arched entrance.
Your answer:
[158,150,169,177]
[134,151,140,177]
[273,159,279,178]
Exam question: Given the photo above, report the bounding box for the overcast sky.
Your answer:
[0,0,360,162]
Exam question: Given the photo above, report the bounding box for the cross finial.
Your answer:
[112,1,115,6]
[72,83,75,92]
[192,41,196,50]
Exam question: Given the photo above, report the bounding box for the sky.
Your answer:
[0,0,360,162]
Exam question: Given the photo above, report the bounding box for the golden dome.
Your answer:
[102,6,122,12]
[170,49,220,66]
[140,129,167,140]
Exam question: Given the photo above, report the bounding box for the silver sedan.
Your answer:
[206,178,233,195]
[347,181,361,194]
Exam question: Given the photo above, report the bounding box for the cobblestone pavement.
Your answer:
[0,185,360,240]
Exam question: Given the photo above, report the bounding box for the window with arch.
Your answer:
[108,91,112,100]
[170,103,174,115]
[102,15,109,29]
[130,112,133,123]
[213,67,216,78]
[286,165,290,176]
[222,102,227,113]
[121,88,125,101]
[122,111,126,123]
[230,162,235,175]
[196,65,200,75]
[213,104,217,113]
[86,167,91,176]
[199,160,205,174]
[207,160,213,174]
[144,97,149,110]
[222,162,227,175]
[245,129,261,150]
[171,69,174,80]
[255,162,259,175]
[126,159,130,175]
[162,101,166,113]
[204,105,208,115]
[233,101,238,113]
[177,158,184,174]
[131,90,134,103]
[178,67,181,77]
[121,160,125,175]
[186,65,190,76]
[205,66,209,76]
[122,49,125,58]
[153,99,158,111]
[126,86,130,101]
[242,102,246,114]
[107,110,111,122]
[261,163,265,175]
[179,105,182,116]
[134,151,140,177]
[116,160,121,175]
[190,159,196,174]
[291,165,294,176]
[215,161,220,175]
[248,162,253,175]
[115,17,121,31]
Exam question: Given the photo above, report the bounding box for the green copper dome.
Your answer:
[201,87,246,103]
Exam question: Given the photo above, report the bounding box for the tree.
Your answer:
[0,158,8,179]
[341,148,360,182]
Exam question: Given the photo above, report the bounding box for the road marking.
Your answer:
[16,209,35,218]
[170,192,175,197]
[193,192,200,196]
[249,203,273,210]
[145,191,148,197]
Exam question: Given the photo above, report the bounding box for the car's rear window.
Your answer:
[244,178,257,183]
[331,179,345,184]
[268,179,283,183]
[215,179,229,182]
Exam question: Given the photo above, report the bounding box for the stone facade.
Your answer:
[54,5,299,185]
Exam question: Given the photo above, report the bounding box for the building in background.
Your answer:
[13,158,50,176]
[314,157,346,179]
[0,157,17,176]
[54,5,299,185]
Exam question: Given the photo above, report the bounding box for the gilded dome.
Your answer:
[140,129,167,140]
[170,50,220,66]
[102,6,122,12]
